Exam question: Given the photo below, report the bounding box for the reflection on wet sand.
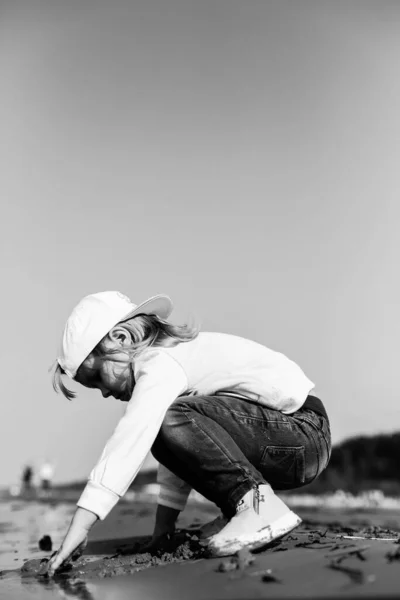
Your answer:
[23,576,95,600]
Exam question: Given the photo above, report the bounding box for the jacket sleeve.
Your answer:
[157,463,192,511]
[77,351,188,520]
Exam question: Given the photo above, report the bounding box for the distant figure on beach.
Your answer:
[39,461,54,495]
[43,291,331,576]
[21,465,34,492]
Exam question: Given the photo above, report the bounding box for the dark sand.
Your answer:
[1,497,400,599]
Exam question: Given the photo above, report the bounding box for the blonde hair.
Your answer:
[53,313,199,400]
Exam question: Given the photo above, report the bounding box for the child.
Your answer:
[44,291,331,575]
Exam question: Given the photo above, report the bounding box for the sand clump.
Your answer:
[216,548,255,573]
[95,534,206,579]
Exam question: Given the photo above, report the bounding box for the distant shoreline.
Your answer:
[2,483,400,512]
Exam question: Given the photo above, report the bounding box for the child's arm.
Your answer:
[152,504,180,536]
[137,504,180,553]
[157,464,192,513]
[40,507,98,576]
[140,466,191,552]
[76,352,188,521]
[43,352,188,574]
[150,464,191,538]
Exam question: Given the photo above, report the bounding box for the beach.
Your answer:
[1,489,400,600]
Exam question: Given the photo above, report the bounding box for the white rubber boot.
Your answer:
[207,484,301,557]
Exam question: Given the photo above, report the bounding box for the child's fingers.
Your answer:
[37,551,57,577]
[37,550,67,578]
[47,553,67,576]
[139,532,176,555]
[39,536,88,578]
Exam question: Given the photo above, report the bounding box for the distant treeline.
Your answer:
[295,432,400,495]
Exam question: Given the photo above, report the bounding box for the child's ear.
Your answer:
[109,326,132,347]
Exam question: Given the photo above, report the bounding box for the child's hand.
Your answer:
[38,536,88,577]
[38,549,67,578]
[139,531,176,555]
[117,528,175,556]
[37,507,97,578]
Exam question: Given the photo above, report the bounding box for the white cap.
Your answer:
[57,291,173,378]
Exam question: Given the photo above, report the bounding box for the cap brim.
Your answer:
[121,294,173,322]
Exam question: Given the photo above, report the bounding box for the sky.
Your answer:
[1,0,399,486]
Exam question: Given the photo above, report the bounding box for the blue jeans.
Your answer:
[151,394,331,517]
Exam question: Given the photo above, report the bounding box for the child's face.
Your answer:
[76,342,134,402]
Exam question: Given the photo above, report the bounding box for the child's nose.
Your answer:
[101,389,111,398]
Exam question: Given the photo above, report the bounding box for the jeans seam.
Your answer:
[297,414,332,470]
[297,418,321,480]
[221,405,292,424]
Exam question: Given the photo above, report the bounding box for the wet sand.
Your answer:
[1,497,400,599]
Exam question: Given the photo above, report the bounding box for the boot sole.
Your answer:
[207,511,302,557]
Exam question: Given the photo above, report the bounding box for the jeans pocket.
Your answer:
[260,445,306,489]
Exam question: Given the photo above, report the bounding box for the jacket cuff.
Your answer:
[77,480,120,520]
[158,485,189,511]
